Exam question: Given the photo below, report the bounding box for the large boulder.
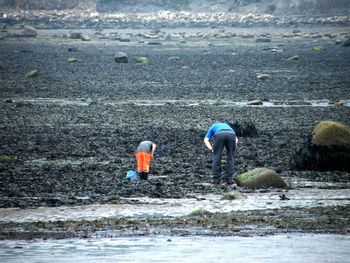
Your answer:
[236,168,287,189]
[312,121,350,147]
[292,121,350,171]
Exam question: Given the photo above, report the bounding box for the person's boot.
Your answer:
[139,172,149,180]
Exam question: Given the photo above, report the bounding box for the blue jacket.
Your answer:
[205,123,234,140]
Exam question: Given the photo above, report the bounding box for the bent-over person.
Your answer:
[135,140,157,180]
[204,123,238,185]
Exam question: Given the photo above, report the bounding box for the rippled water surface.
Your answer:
[0,234,349,263]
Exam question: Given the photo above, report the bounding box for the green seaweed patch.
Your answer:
[189,208,212,216]
[0,155,17,161]
[136,56,148,64]
[238,169,261,181]
[312,46,325,52]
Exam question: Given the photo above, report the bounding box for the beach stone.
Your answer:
[69,32,83,39]
[80,34,90,41]
[68,47,80,52]
[148,41,162,45]
[335,39,343,45]
[335,101,344,107]
[292,121,350,171]
[341,39,350,47]
[256,37,271,43]
[256,74,272,80]
[22,25,38,37]
[25,69,39,78]
[114,52,128,63]
[287,55,300,61]
[115,37,131,42]
[247,99,263,105]
[168,56,180,61]
[236,168,287,189]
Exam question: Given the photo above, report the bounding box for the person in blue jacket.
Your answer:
[204,123,238,184]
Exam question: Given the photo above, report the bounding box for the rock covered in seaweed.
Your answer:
[292,120,350,171]
[236,167,287,189]
[228,120,258,137]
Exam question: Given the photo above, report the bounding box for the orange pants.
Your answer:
[135,152,152,173]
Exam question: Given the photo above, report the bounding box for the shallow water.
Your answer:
[0,234,349,263]
[1,185,349,223]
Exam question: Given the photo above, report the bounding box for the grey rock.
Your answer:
[22,25,38,37]
[256,74,272,80]
[256,37,272,43]
[69,32,83,39]
[114,52,128,63]
[341,39,350,47]
[147,41,162,45]
[247,99,263,105]
[80,34,90,41]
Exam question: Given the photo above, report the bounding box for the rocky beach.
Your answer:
[0,2,350,261]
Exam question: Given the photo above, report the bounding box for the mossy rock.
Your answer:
[311,121,350,147]
[236,168,287,189]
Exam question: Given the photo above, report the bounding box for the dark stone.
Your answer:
[292,136,350,171]
[147,41,162,45]
[68,47,79,52]
[114,52,128,63]
[341,39,350,47]
[228,120,258,137]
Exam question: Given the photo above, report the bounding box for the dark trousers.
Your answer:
[212,131,236,180]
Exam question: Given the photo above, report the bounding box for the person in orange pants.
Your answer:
[135,140,157,180]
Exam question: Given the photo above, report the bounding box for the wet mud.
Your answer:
[1,22,350,239]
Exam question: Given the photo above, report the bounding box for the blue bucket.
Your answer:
[126,170,138,181]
